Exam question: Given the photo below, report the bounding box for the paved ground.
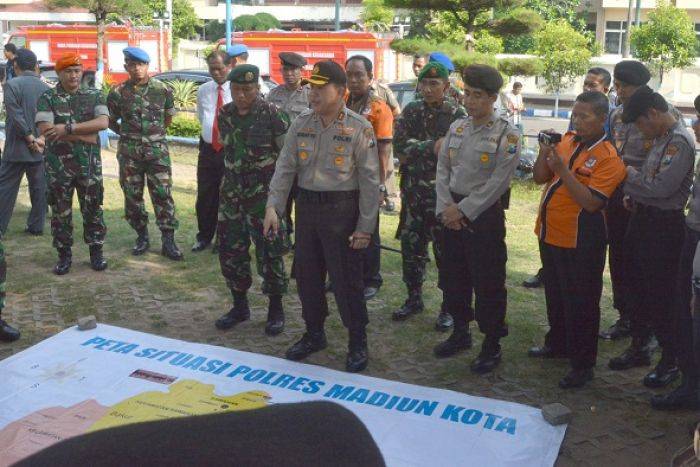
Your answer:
[1,125,698,466]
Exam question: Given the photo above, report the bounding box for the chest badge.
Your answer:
[299,151,309,160]
[299,141,307,148]
[480,153,490,165]
[334,156,344,166]
[584,157,597,168]
[335,145,345,153]
[456,126,464,134]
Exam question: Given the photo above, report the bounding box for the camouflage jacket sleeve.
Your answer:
[271,107,291,153]
[35,90,54,124]
[94,89,109,117]
[164,84,176,116]
[106,87,122,121]
[393,102,435,166]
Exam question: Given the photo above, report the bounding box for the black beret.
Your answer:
[622,85,668,123]
[279,52,306,68]
[614,60,651,86]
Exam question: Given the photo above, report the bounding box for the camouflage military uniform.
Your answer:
[107,78,178,232]
[394,98,466,288]
[35,84,108,248]
[218,98,291,295]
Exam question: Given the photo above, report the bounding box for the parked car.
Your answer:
[152,69,278,96]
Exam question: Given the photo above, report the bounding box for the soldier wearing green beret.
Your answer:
[393,62,467,332]
[214,64,292,336]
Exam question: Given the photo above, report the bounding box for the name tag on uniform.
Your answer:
[333,135,352,143]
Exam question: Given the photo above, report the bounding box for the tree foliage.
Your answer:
[534,20,591,95]
[360,0,395,32]
[630,1,696,83]
[233,12,281,31]
[386,0,541,51]
[502,0,584,54]
[136,0,202,40]
[497,56,543,77]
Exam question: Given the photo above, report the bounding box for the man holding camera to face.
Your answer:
[529,91,626,389]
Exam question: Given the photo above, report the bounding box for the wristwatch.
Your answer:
[379,184,387,193]
[66,122,73,135]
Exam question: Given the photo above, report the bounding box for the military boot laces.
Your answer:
[161,230,183,261]
[346,329,368,373]
[132,228,150,256]
[392,288,424,321]
[265,295,285,336]
[89,244,108,272]
[53,248,72,275]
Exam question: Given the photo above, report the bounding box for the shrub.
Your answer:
[167,115,201,138]
[497,57,544,77]
[164,79,198,111]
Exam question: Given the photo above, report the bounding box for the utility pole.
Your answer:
[166,0,173,70]
[623,0,633,57]
[635,0,641,26]
[335,0,340,31]
[226,0,232,48]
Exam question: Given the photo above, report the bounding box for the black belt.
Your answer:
[634,203,682,217]
[450,191,503,209]
[297,188,359,204]
[227,170,272,187]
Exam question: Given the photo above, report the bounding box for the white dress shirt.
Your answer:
[196,80,233,144]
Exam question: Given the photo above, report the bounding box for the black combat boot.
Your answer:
[434,325,472,358]
[53,248,72,275]
[651,376,699,410]
[470,336,502,374]
[392,286,424,321]
[132,228,149,256]
[346,328,369,373]
[89,244,108,271]
[161,230,183,261]
[215,291,251,330]
[0,316,20,342]
[608,335,652,370]
[265,295,285,336]
[286,330,327,361]
[643,352,680,388]
[435,295,455,331]
[599,316,632,340]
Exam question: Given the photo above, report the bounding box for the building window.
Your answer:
[604,21,627,54]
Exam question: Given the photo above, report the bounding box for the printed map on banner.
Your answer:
[0,325,566,466]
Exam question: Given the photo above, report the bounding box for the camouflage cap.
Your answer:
[418,62,449,81]
[228,64,259,84]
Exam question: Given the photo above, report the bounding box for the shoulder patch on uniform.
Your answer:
[507,134,519,145]
[666,144,678,156]
[584,157,597,168]
[363,127,374,138]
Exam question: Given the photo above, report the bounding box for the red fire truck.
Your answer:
[7,24,169,85]
[218,30,393,83]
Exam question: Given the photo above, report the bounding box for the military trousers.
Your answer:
[674,226,700,380]
[294,189,368,332]
[195,140,224,244]
[626,206,685,356]
[440,200,508,338]
[540,234,606,370]
[45,155,106,249]
[218,190,288,296]
[606,187,633,320]
[117,141,178,232]
[399,186,442,289]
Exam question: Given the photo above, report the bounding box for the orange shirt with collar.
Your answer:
[344,92,394,140]
[535,132,626,249]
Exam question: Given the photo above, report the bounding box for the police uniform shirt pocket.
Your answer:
[473,140,498,170]
[297,137,314,166]
[327,144,353,174]
[447,135,463,161]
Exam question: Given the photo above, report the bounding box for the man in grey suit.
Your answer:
[0,48,50,235]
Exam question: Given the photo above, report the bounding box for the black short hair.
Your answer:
[621,85,669,123]
[513,81,523,89]
[206,50,230,65]
[587,67,612,88]
[694,94,700,114]
[236,52,249,62]
[4,43,16,54]
[413,54,426,61]
[462,64,503,95]
[345,55,373,75]
[575,91,610,117]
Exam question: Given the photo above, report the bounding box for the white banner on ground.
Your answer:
[0,325,566,466]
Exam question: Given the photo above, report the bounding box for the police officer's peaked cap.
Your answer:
[228,64,259,84]
[302,60,346,87]
[622,85,669,123]
[428,52,455,73]
[614,60,651,86]
[123,47,150,64]
[280,52,306,68]
[417,62,449,81]
[227,43,248,58]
